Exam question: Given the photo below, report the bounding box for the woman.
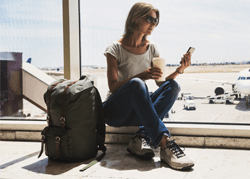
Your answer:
[103,2,194,170]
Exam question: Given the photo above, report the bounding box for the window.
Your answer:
[0,0,63,119]
[1,0,249,124]
[79,0,250,124]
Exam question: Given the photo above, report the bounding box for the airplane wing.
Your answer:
[178,77,235,85]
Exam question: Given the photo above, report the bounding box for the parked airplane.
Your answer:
[44,70,63,75]
[180,68,250,108]
[234,68,250,108]
[26,58,63,75]
[211,68,250,108]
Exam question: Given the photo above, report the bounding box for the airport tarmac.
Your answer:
[24,71,250,124]
[86,71,250,124]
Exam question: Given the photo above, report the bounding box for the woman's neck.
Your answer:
[123,32,146,48]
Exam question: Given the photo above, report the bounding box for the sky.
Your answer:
[0,0,250,68]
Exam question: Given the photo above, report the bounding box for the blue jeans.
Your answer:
[103,78,180,147]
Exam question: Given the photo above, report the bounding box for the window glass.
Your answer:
[79,0,250,124]
[0,0,63,119]
[2,0,249,123]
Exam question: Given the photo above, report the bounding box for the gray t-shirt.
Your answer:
[104,41,160,81]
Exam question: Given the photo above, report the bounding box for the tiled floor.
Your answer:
[0,141,250,179]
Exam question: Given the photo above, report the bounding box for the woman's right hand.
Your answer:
[138,67,162,80]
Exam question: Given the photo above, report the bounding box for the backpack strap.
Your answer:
[79,152,106,172]
[46,80,66,126]
[38,127,49,158]
[53,136,61,160]
[94,86,106,152]
[60,80,78,129]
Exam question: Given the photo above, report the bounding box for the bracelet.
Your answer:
[176,69,184,74]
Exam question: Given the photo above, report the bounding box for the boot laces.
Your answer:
[167,140,185,158]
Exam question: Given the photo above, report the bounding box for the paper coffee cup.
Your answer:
[152,57,165,81]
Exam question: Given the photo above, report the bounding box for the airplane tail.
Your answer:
[26,58,32,64]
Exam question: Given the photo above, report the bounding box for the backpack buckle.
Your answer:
[60,117,65,123]
[60,117,66,129]
[55,136,61,143]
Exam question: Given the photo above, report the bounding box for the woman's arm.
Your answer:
[156,52,191,86]
[106,53,127,93]
[106,53,162,94]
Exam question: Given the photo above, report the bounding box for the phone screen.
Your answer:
[187,47,195,55]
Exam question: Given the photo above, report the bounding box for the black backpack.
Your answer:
[38,76,106,163]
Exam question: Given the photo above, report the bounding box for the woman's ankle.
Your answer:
[160,135,170,150]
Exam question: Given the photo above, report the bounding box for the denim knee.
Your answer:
[169,79,181,95]
[129,78,148,94]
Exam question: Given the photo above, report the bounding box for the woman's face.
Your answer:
[136,10,158,36]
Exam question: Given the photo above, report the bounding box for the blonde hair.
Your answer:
[123,2,159,41]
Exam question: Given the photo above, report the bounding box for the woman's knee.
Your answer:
[169,79,181,94]
[162,80,181,96]
[129,78,147,92]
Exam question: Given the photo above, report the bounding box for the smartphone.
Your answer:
[187,47,195,54]
[180,47,195,64]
